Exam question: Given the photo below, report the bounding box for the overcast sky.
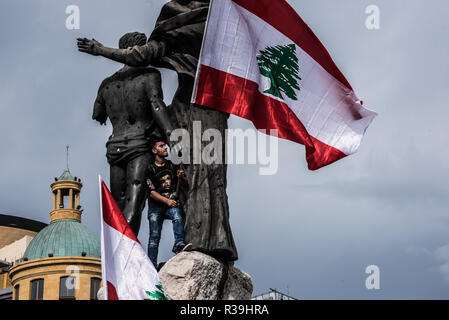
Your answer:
[1,0,448,299]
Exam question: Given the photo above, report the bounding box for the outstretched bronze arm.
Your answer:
[77,38,168,67]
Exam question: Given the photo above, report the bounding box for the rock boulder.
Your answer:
[159,251,253,300]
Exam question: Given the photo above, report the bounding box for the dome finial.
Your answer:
[56,146,75,181]
[66,145,70,172]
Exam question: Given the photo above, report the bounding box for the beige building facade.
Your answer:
[9,257,101,300]
[0,214,47,296]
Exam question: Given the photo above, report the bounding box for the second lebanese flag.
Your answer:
[100,178,167,300]
[193,0,377,170]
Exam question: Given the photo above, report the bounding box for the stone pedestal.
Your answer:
[159,251,253,300]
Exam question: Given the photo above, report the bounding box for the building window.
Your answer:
[90,278,101,300]
[14,285,19,300]
[59,276,76,300]
[30,279,44,300]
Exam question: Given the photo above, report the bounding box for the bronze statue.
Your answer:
[78,0,238,262]
[92,32,175,236]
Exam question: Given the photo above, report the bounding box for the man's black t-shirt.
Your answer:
[147,160,179,204]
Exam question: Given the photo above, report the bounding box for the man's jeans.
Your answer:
[147,202,185,268]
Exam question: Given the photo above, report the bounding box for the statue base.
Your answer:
[159,251,253,300]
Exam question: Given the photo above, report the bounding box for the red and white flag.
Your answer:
[99,177,167,300]
[193,0,377,170]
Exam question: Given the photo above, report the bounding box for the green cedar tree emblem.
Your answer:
[145,284,168,300]
[257,44,301,101]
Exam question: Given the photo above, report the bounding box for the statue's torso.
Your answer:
[101,67,162,139]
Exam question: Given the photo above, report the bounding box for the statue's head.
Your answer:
[119,32,147,49]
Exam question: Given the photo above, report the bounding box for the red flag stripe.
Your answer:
[107,281,119,300]
[231,0,352,90]
[195,65,346,170]
[101,181,139,243]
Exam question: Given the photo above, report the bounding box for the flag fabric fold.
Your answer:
[99,176,167,300]
[192,0,377,170]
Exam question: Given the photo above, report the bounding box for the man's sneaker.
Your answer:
[172,243,185,254]
[172,243,193,254]
[181,243,193,252]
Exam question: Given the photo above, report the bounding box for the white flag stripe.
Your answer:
[198,0,376,155]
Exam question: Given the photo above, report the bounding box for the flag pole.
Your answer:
[191,0,214,104]
[98,175,108,300]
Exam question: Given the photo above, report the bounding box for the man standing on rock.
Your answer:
[147,137,191,269]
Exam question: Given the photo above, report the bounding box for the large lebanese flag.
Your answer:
[193,0,377,170]
[99,177,167,300]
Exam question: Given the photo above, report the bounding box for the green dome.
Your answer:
[23,219,100,261]
[58,169,75,181]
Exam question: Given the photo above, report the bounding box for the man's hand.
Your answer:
[77,38,104,56]
[166,199,178,207]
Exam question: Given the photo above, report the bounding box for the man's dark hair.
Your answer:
[119,32,147,49]
[150,135,167,149]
